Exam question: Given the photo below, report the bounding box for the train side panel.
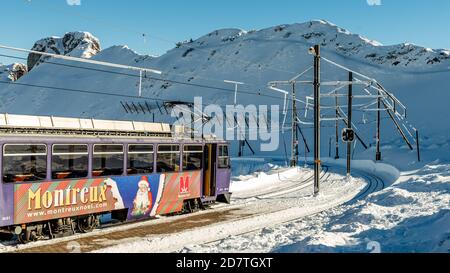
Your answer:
[0,183,14,227]
[0,148,14,227]
[155,171,202,216]
[216,169,231,195]
[12,171,202,225]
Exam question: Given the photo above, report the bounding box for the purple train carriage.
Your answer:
[0,114,231,243]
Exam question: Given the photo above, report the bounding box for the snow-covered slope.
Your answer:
[0,20,449,158]
[184,161,449,253]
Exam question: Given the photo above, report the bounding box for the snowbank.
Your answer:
[188,162,449,253]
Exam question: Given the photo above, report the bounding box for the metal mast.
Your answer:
[313,45,321,195]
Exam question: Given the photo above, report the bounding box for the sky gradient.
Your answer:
[1,0,449,64]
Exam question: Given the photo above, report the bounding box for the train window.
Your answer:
[183,145,203,171]
[218,145,230,169]
[52,145,88,180]
[3,144,47,183]
[93,144,124,177]
[128,145,154,175]
[157,145,180,173]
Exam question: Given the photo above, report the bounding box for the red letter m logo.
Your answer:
[179,175,190,196]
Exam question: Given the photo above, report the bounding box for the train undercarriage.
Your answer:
[0,198,208,244]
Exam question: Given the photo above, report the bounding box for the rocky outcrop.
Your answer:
[27,31,101,71]
[0,63,27,82]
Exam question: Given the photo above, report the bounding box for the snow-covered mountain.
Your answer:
[27,31,101,71]
[0,20,449,158]
[0,63,27,82]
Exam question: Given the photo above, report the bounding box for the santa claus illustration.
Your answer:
[131,176,153,217]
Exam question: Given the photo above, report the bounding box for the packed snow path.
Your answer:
[0,163,388,253]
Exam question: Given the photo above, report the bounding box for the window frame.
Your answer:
[156,144,181,173]
[52,144,89,156]
[218,144,230,169]
[182,144,204,171]
[127,144,155,175]
[51,144,89,180]
[92,144,125,177]
[2,143,48,183]
[93,144,124,155]
[3,144,47,157]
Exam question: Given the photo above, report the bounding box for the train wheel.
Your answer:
[17,230,38,244]
[77,215,99,233]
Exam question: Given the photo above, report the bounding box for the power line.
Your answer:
[0,80,308,112]
[0,45,161,75]
[0,53,289,102]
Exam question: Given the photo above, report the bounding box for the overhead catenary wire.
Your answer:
[0,75,396,140]
[0,53,290,102]
[0,80,308,114]
[1,42,417,150]
[0,45,162,75]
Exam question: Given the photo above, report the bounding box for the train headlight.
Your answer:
[14,226,22,235]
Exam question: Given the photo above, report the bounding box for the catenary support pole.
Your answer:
[347,72,353,176]
[335,89,340,159]
[291,82,299,167]
[313,45,321,195]
[416,130,421,162]
[376,89,382,161]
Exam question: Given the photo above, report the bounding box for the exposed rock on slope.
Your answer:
[27,31,101,71]
[0,63,27,82]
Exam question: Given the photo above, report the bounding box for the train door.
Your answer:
[203,144,217,197]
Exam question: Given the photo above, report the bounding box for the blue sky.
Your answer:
[1,0,449,64]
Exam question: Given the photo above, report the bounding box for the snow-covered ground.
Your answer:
[181,144,450,253]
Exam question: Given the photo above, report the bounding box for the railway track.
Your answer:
[233,165,329,201]
[197,166,386,247]
[2,164,386,253]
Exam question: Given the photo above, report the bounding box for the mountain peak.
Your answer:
[27,31,101,71]
[183,20,447,69]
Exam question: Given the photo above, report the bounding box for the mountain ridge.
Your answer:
[0,20,449,156]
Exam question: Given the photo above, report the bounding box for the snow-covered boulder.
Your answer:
[27,31,101,71]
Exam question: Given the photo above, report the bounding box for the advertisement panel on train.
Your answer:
[13,171,202,225]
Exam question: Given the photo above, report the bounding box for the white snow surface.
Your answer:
[202,165,449,253]
[182,148,450,253]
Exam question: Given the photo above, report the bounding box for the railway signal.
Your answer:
[342,128,355,143]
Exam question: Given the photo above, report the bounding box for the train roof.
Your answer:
[0,113,170,133]
[0,113,226,143]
